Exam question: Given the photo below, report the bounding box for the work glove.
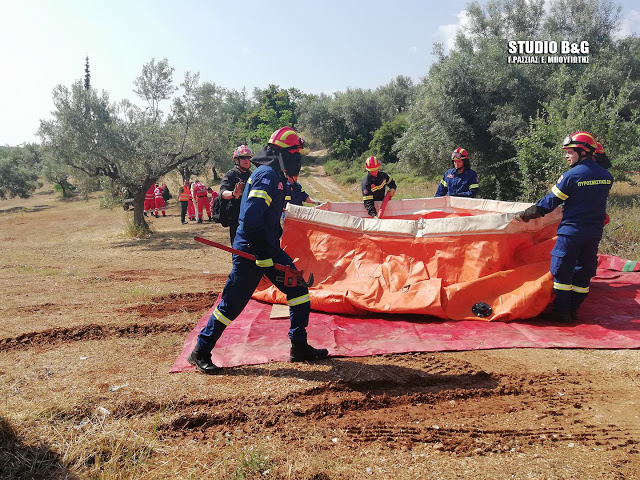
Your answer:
[388,188,396,198]
[255,258,274,268]
[233,181,245,198]
[515,205,543,222]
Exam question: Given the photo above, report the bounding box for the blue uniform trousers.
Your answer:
[196,249,311,354]
[550,235,600,313]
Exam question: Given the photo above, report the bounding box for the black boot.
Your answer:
[290,344,329,362]
[187,345,220,374]
[570,307,579,322]
[539,308,572,324]
[197,218,203,224]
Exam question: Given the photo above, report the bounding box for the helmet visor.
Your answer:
[452,152,464,160]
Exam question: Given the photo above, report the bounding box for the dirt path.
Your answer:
[1,187,639,479]
[299,151,360,202]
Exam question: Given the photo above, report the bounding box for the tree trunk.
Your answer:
[212,164,219,181]
[133,182,151,229]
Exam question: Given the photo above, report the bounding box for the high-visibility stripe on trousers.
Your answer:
[196,249,311,353]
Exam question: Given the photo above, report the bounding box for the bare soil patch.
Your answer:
[1,182,639,479]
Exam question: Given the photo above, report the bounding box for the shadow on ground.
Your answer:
[0,417,79,479]
[0,204,50,214]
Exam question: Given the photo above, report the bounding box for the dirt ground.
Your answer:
[1,174,640,479]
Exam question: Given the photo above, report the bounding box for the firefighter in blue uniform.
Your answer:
[284,175,321,209]
[361,156,396,218]
[434,148,479,198]
[516,131,613,323]
[188,127,329,374]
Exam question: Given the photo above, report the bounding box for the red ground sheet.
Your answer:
[171,255,640,372]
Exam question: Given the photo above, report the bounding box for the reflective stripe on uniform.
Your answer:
[551,185,568,201]
[249,189,272,206]
[441,180,447,186]
[363,195,374,200]
[288,294,310,306]
[553,282,573,291]
[571,285,589,293]
[213,308,232,326]
[371,182,387,192]
[470,184,479,189]
[285,195,292,201]
[255,258,274,267]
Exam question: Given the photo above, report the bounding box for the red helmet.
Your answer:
[562,131,597,153]
[365,155,381,171]
[451,147,468,160]
[595,142,604,154]
[233,145,253,159]
[268,127,308,154]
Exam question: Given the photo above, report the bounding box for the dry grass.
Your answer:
[1,174,639,480]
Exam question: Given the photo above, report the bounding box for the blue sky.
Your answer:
[1,0,639,146]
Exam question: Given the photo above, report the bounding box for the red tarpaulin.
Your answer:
[171,255,640,372]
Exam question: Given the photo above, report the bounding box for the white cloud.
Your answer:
[434,10,470,51]
[614,10,640,39]
[408,46,419,55]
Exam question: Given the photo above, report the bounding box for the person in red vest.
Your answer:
[144,183,155,217]
[178,180,193,224]
[193,180,210,223]
[154,183,166,217]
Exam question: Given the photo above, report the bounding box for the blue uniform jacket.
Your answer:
[234,165,286,260]
[284,181,309,208]
[536,157,613,239]
[435,168,479,197]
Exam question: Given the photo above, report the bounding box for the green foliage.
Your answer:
[367,115,408,163]
[39,58,231,228]
[0,146,41,199]
[245,85,299,144]
[323,157,364,184]
[516,82,640,201]
[84,56,91,90]
[331,138,356,162]
[376,75,415,121]
[41,148,76,198]
[396,0,635,200]
[298,85,404,162]
[231,445,273,480]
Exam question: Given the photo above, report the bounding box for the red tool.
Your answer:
[194,236,314,287]
[377,191,392,219]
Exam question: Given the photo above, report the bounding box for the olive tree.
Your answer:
[39,58,229,230]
